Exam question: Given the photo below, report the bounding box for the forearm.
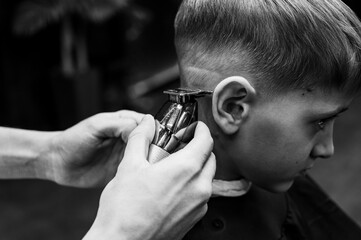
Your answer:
[0,127,58,180]
[82,223,126,240]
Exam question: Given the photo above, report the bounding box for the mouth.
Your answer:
[299,169,308,176]
[299,166,313,176]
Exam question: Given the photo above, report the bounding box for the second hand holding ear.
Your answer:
[84,115,216,240]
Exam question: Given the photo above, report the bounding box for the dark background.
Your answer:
[0,0,360,239]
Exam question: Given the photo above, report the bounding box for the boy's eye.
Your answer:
[317,120,326,130]
[316,116,337,130]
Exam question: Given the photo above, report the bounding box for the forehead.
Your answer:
[261,88,354,116]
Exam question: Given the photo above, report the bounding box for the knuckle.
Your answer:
[199,135,214,156]
[196,183,212,200]
[197,121,207,129]
[180,159,199,174]
[183,148,208,166]
[83,116,98,131]
[199,204,208,218]
[92,112,108,121]
[120,118,137,130]
[118,110,132,118]
[86,112,108,127]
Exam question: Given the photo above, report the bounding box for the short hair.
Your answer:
[174,0,361,96]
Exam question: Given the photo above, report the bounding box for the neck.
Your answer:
[197,101,242,181]
[213,138,243,180]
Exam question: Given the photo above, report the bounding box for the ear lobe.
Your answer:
[212,76,256,135]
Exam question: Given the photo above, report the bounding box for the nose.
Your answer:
[310,129,335,159]
[311,141,334,159]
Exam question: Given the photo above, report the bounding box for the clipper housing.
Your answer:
[148,88,212,163]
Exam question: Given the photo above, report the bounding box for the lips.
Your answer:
[299,164,314,176]
[299,169,308,176]
[304,161,315,171]
[307,163,315,170]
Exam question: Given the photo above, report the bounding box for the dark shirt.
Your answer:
[183,175,361,240]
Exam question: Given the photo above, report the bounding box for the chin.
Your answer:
[259,180,295,193]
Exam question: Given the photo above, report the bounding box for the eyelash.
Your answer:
[317,116,337,130]
[317,120,327,130]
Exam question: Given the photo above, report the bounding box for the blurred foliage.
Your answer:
[1,0,180,129]
[13,0,129,35]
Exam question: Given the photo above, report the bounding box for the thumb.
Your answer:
[121,114,156,167]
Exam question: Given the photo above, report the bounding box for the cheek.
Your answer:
[239,116,311,188]
[246,117,298,161]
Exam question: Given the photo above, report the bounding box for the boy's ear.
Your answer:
[212,76,256,135]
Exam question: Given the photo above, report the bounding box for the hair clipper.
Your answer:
[148,88,212,163]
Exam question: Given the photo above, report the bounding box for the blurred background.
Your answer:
[0,0,360,239]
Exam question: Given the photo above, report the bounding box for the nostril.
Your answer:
[311,143,334,159]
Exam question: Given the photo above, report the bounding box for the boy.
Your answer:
[174,0,361,239]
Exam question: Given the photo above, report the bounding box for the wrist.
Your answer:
[0,127,59,180]
[35,131,62,182]
[83,221,128,240]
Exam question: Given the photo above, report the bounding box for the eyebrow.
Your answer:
[314,107,349,119]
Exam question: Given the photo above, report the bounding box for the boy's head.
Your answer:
[174,0,361,192]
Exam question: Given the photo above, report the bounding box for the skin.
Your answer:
[0,112,216,239]
[233,89,351,192]
[204,82,352,193]
[0,110,145,187]
[84,116,216,240]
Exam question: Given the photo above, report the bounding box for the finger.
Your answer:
[196,204,208,222]
[185,121,213,154]
[117,110,145,124]
[85,111,143,138]
[121,114,155,166]
[179,121,198,143]
[156,122,213,175]
[198,152,216,186]
[175,121,214,168]
[107,110,145,140]
[119,119,140,142]
[172,122,198,152]
[90,117,138,140]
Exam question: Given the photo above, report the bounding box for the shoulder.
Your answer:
[287,175,361,240]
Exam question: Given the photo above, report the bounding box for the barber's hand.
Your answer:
[42,110,144,188]
[83,115,216,240]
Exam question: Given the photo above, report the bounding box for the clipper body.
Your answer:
[148,88,212,163]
